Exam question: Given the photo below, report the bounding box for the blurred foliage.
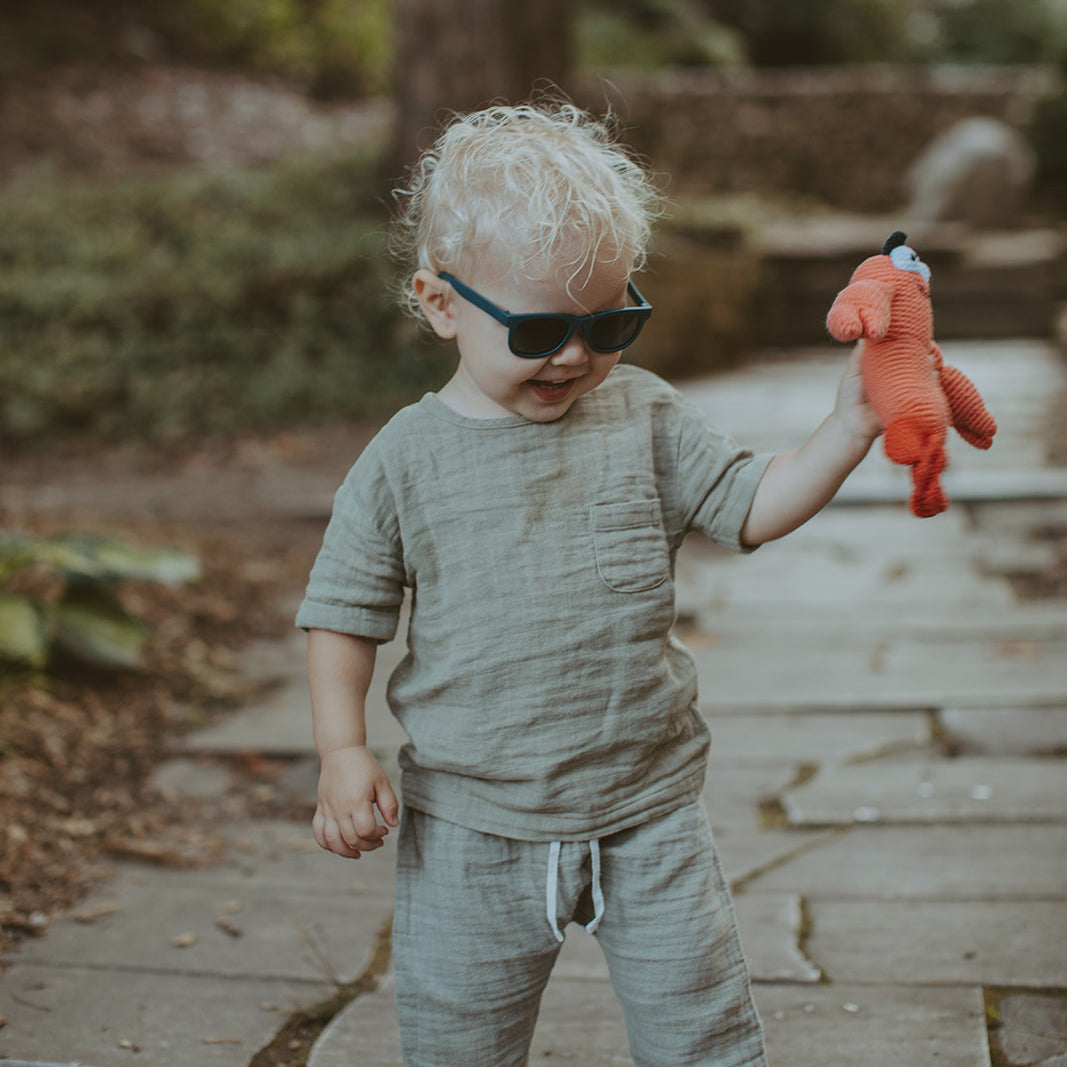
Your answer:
[696,0,912,66]
[2,0,1064,90]
[0,0,1061,452]
[578,0,1067,69]
[909,0,1067,65]
[0,532,200,673]
[1027,71,1067,212]
[578,0,746,71]
[0,150,447,450]
[0,0,392,97]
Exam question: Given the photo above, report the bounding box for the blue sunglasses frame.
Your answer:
[438,272,652,358]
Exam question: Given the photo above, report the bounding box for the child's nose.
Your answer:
[550,332,589,366]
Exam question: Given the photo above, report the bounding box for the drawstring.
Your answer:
[546,842,564,942]
[588,839,605,934]
[546,839,605,943]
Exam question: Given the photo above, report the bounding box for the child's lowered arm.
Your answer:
[307,628,399,859]
[741,345,883,546]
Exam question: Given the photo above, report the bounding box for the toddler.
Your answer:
[297,100,882,1066]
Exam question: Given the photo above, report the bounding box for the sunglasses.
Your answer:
[438,272,652,359]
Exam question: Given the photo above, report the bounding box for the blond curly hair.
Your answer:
[392,98,664,315]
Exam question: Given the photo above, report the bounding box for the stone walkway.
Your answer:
[1,340,1065,1066]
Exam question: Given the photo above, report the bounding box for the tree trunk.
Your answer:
[390,0,573,175]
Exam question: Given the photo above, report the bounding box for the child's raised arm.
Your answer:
[740,344,883,546]
[307,628,399,859]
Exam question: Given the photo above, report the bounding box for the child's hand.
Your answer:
[313,745,399,859]
[832,342,883,446]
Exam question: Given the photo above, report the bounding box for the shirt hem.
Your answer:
[399,767,707,843]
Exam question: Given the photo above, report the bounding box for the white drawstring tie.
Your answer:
[546,839,605,943]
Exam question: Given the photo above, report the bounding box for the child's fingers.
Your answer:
[849,340,865,370]
[341,807,389,852]
[313,809,364,859]
[376,779,400,826]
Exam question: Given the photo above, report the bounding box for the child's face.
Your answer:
[415,261,633,422]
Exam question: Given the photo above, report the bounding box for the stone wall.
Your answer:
[579,66,1060,213]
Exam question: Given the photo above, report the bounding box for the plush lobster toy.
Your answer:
[826,231,997,517]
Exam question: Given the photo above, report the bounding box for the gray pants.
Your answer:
[393,802,767,1066]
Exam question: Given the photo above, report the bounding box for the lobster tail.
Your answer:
[883,415,949,518]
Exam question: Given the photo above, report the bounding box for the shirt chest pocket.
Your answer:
[590,500,671,593]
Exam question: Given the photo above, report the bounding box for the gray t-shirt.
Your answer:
[296,364,772,841]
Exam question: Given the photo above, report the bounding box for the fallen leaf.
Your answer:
[118,1038,142,1051]
[72,902,120,924]
[215,915,243,938]
[202,1036,242,1045]
[233,752,284,778]
[995,640,1041,662]
[60,817,101,838]
[170,931,198,948]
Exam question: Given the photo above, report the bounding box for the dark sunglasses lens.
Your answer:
[510,317,571,357]
[588,311,643,352]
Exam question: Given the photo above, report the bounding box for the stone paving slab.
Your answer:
[745,824,1067,899]
[783,756,1067,825]
[0,820,395,1067]
[690,632,1067,711]
[703,764,797,832]
[996,991,1067,1067]
[97,819,395,896]
[940,705,1067,756]
[704,710,930,766]
[677,504,1018,615]
[13,866,388,988]
[307,972,403,1067]
[689,598,1067,642]
[973,498,1067,544]
[836,466,1067,504]
[806,899,1067,986]
[756,983,992,1067]
[529,976,633,1065]
[183,629,408,758]
[714,827,834,891]
[734,894,822,983]
[310,970,992,1067]
[0,962,319,1067]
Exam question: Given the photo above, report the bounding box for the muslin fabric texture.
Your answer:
[297,364,772,842]
[393,803,767,1066]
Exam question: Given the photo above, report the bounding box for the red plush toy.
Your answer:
[826,232,997,517]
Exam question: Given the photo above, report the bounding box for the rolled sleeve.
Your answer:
[295,458,406,640]
[674,398,775,553]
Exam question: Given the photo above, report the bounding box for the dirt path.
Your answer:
[0,420,380,955]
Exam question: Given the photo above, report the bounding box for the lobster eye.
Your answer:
[889,244,931,285]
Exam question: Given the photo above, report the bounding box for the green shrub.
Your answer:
[0,0,393,97]
[0,151,448,449]
[1027,76,1067,212]
[0,532,200,672]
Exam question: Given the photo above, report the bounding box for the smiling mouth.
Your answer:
[529,378,576,401]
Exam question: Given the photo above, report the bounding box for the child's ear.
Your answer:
[413,270,458,340]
